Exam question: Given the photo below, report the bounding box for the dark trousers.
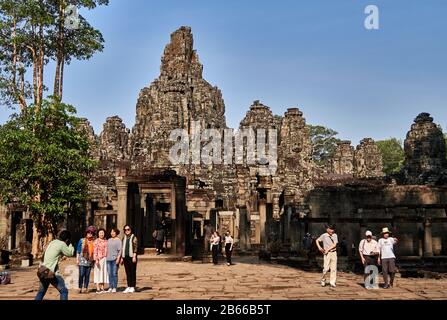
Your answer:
[156,240,164,253]
[79,265,92,289]
[212,245,219,264]
[225,244,233,264]
[123,257,137,288]
[35,275,68,300]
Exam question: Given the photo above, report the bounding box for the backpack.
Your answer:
[0,272,11,285]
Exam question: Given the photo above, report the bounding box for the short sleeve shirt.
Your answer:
[378,237,396,259]
[317,233,338,251]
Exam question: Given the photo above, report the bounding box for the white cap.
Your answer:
[365,231,373,237]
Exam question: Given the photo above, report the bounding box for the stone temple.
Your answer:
[1,27,447,266]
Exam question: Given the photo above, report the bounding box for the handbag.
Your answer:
[37,265,55,280]
[37,242,55,280]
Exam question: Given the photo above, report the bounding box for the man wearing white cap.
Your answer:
[378,227,399,289]
[359,230,379,288]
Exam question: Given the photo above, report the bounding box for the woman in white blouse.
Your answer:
[210,231,220,265]
[224,231,234,266]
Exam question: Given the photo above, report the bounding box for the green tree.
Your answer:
[0,97,97,257]
[308,125,340,167]
[376,138,405,175]
[0,0,108,110]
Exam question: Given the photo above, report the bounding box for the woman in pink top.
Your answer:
[93,228,109,293]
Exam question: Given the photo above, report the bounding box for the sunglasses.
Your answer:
[124,228,131,231]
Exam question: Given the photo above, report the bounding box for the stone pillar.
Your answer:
[116,180,128,230]
[423,219,433,257]
[0,205,10,251]
[259,200,267,245]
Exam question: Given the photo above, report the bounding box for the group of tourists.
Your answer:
[210,231,234,266]
[315,224,398,289]
[35,225,139,300]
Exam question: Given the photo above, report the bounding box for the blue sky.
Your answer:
[1,0,446,144]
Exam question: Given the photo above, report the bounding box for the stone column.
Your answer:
[423,219,433,257]
[259,200,267,245]
[116,180,128,230]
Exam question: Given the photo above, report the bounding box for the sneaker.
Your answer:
[227,263,230,266]
[128,287,135,293]
[320,280,326,287]
[123,287,130,293]
[111,288,117,293]
[105,288,112,293]
[96,290,102,294]
[330,283,336,288]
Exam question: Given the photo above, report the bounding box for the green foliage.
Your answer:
[0,0,109,108]
[308,125,340,167]
[0,98,97,227]
[376,138,405,175]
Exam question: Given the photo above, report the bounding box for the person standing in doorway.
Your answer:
[156,224,165,255]
[302,233,313,262]
[106,228,122,293]
[224,231,234,266]
[35,230,74,300]
[204,221,214,253]
[94,228,108,294]
[122,225,138,293]
[316,225,338,288]
[76,226,96,294]
[210,231,220,265]
[378,227,399,289]
[359,230,379,288]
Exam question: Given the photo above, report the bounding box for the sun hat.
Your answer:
[381,227,391,235]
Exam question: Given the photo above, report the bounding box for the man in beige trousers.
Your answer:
[316,225,338,288]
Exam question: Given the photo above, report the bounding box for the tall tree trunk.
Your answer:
[11,16,27,112]
[54,2,65,99]
[37,22,45,109]
[59,57,65,97]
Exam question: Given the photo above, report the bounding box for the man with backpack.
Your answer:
[35,230,74,300]
[359,230,379,288]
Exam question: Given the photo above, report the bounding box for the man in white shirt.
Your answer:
[316,225,338,288]
[378,227,399,289]
[359,230,379,288]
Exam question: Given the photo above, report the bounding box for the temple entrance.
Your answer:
[123,171,189,256]
[139,193,173,249]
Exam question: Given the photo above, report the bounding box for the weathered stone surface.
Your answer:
[99,116,130,162]
[330,140,355,176]
[403,113,447,185]
[19,27,447,257]
[278,108,314,205]
[130,26,226,170]
[328,139,384,179]
[354,138,384,178]
[77,118,99,159]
